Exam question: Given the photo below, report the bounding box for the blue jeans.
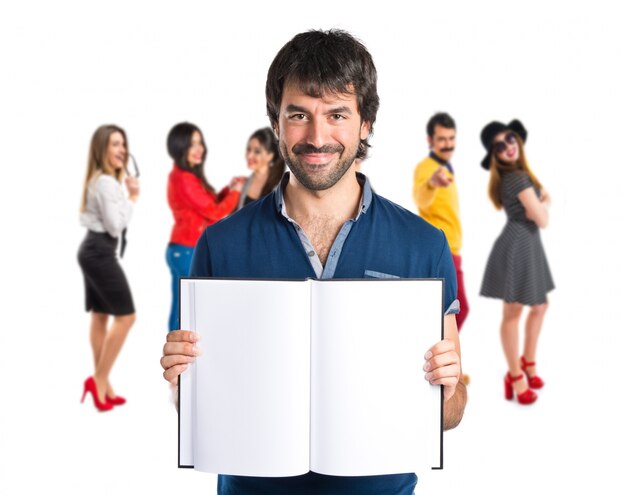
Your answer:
[166,243,194,332]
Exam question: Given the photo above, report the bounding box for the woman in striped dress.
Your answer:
[479,120,554,405]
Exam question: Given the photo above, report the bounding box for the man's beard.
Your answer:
[281,142,359,191]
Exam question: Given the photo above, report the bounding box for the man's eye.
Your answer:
[332,114,346,120]
[290,114,306,120]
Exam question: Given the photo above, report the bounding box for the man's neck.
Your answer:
[429,151,454,174]
[430,150,448,165]
[283,164,362,221]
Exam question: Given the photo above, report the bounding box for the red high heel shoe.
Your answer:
[106,395,126,406]
[81,377,113,412]
[504,373,537,405]
[521,356,544,389]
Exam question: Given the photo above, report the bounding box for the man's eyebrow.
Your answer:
[283,104,354,115]
[327,106,353,115]
[284,104,308,114]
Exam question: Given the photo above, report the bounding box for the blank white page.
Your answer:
[310,279,442,476]
[181,279,312,477]
[179,280,195,467]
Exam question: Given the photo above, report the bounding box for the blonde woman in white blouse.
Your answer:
[78,124,139,412]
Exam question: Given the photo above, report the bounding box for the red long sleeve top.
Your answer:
[167,165,240,247]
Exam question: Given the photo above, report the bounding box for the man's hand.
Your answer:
[428,166,453,188]
[423,338,461,401]
[425,314,466,429]
[160,330,201,386]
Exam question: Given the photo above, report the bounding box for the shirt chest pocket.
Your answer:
[364,269,400,279]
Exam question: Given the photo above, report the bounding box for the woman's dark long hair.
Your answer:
[248,127,286,196]
[167,122,215,194]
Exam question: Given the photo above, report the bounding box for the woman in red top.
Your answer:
[166,122,244,331]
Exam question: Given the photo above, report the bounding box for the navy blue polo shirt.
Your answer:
[190,173,458,495]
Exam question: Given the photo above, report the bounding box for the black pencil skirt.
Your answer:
[77,231,135,316]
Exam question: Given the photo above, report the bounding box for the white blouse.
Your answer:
[80,174,133,239]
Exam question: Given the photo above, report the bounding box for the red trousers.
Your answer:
[452,254,469,332]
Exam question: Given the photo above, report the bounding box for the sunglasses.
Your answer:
[125,153,140,178]
[493,132,517,154]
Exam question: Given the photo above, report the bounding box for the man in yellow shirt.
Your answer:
[413,113,469,336]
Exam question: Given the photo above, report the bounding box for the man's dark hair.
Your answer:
[266,29,379,160]
[427,112,456,138]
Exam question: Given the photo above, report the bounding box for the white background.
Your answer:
[1,0,624,493]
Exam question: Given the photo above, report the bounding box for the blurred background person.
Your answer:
[78,124,139,412]
[413,113,469,384]
[479,119,554,405]
[413,113,468,329]
[237,127,285,210]
[166,122,244,332]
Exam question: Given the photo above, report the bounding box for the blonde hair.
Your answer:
[80,125,128,212]
[487,132,542,209]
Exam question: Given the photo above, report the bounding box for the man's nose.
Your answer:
[305,118,328,149]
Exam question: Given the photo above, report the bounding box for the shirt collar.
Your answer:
[429,151,454,175]
[275,171,373,219]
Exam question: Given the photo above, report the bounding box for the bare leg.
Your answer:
[90,312,109,371]
[522,302,548,377]
[93,313,135,401]
[500,302,527,395]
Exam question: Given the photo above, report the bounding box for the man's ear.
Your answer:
[360,121,371,140]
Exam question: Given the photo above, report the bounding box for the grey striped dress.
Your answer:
[480,171,554,305]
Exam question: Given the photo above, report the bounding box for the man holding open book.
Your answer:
[161,29,467,495]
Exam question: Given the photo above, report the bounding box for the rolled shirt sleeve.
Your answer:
[94,175,134,239]
[435,232,459,316]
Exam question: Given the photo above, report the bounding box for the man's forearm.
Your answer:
[443,381,467,430]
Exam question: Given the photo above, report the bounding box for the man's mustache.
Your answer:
[440,147,455,153]
[292,143,344,154]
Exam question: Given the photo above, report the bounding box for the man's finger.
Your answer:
[160,354,196,371]
[163,340,201,359]
[163,364,189,385]
[423,350,458,372]
[425,338,456,358]
[425,364,460,384]
[166,330,200,343]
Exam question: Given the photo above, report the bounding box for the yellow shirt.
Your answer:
[413,156,462,255]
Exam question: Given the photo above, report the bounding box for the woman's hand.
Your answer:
[229,176,246,192]
[125,177,140,201]
[540,189,551,208]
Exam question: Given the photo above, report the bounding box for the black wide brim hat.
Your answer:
[480,119,527,170]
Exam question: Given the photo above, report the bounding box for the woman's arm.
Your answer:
[180,174,240,223]
[95,175,134,238]
[518,187,549,228]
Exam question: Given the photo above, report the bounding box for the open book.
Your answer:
[178,278,444,477]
